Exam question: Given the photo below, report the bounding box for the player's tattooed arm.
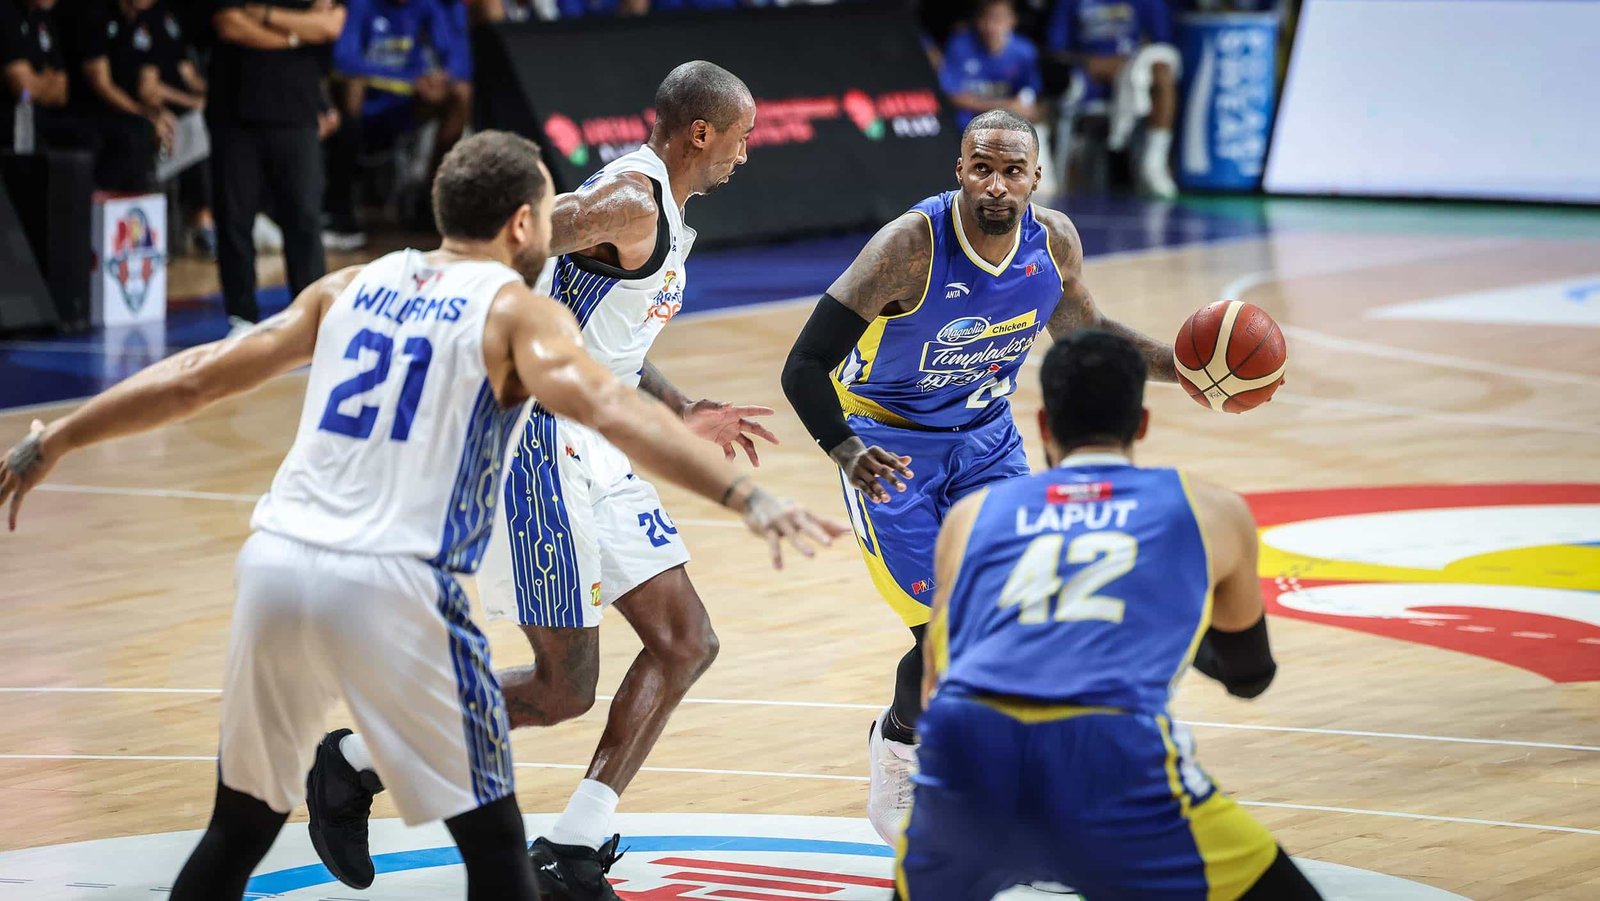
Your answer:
[1038,208,1178,382]
[782,214,928,501]
[547,171,660,261]
[639,360,693,415]
[825,211,934,319]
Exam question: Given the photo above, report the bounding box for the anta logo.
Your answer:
[645,270,684,324]
[944,282,971,299]
[936,316,989,344]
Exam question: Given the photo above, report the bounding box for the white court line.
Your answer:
[1280,325,1600,389]
[1,751,1594,833]
[37,484,261,503]
[1238,801,1600,837]
[4,687,1598,753]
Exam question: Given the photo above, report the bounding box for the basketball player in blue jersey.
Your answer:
[782,108,1263,842]
[0,131,843,901]
[897,330,1319,899]
[306,62,779,899]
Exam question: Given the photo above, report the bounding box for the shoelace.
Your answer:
[594,834,628,873]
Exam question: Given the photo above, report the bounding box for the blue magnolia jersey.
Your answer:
[1045,0,1173,57]
[833,192,1060,431]
[938,31,1045,129]
[936,459,1211,712]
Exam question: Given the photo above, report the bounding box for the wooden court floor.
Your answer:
[1,220,1598,899]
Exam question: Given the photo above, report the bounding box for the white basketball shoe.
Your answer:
[867,708,918,845]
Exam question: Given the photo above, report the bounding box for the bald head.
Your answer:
[654,61,754,135]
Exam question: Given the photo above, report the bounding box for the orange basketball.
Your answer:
[1173,300,1287,412]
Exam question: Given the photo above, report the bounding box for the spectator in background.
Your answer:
[1046,0,1179,197]
[143,1,216,257]
[1,0,71,150]
[938,0,1043,128]
[78,0,174,191]
[208,0,345,333]
[326,0,471,246]
[554,0,648,17]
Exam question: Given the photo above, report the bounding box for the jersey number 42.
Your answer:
[998,531,1138,625]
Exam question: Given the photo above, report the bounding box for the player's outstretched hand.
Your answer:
[0,420,57,532]
[831,439,914,504]
[741,488,850,570]
[683,400,780,467]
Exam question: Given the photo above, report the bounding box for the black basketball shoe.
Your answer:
[527,833,626,900]
[306,728,385,889]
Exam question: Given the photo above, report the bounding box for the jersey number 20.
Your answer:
[318,329,434,441]
[998,531,1138,624]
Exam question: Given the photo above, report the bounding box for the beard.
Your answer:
[976,205,1021,236]
[513,247,549,286]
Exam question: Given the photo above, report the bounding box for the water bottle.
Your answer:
[13,89,34,154]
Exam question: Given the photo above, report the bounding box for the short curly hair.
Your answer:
[431,130,549,240]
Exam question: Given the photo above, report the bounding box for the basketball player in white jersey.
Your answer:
[0,131,843,901]
[307,62,773,898]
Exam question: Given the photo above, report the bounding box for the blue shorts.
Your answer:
[896,692,1278,900]
[840,409,1029,626]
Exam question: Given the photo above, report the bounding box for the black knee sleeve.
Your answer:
[170,781,287,901]
[1241,846,1324,900]
[887,625,926,742]
[445,794,541,901]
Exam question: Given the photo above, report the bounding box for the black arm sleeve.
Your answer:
[781,292,872,454]
[1191,614,1276,699]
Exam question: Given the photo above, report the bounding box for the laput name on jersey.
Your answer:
[252,250,522,572]
[834,191,1060,430]
[936,463,1211,712]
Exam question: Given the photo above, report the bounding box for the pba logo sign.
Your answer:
[1251,483,1600,682]
[0,814,1460,899]
[104,207,164,315]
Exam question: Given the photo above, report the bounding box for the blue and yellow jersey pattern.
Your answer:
[934,457,1212,712]
[833,192,1062,431]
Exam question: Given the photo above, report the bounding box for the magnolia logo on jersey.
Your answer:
[944,282,971,299]
[936,316,990,344]
[104,207,164,315]
[542,114,589,166]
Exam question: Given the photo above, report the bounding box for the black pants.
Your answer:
[210,120,326,323]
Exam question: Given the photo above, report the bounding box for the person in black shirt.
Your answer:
[209,0,345,330]
[78,0,174,190]
[143,1,216,257]
[1,0,72,149]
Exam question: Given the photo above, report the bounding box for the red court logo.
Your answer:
[1251,483,1600,682]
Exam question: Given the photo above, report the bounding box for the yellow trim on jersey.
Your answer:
[828,210,933,405]
[976,696,1120,724]
[834,387,920,430]
[951,197,1020,276]
[1173,471,1216,691]
[854,502,932,626]
[1035,204,1068,288]
[892,209,936,319]
[854,316,891,383]
[1158,714,1278,900]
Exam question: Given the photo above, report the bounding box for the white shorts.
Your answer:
[221,530,514,825]
[479,406,690,629]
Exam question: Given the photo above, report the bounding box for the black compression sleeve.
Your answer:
[1195,614,1276,699]
[781,293,872,453]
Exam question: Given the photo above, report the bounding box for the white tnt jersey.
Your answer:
[544,145,695,387]
[252,250,523,572]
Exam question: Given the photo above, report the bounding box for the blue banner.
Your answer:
[1177,13,1278,191]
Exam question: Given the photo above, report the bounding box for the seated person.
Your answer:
[76,0,171,191]
[327,0,472,242]
[1,0,72,150]
[938,0,1044,129]
[1046,0,1180,197]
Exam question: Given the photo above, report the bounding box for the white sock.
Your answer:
[547,779,620,850]
[1144,128,1173,172]
[340,732,375,773]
